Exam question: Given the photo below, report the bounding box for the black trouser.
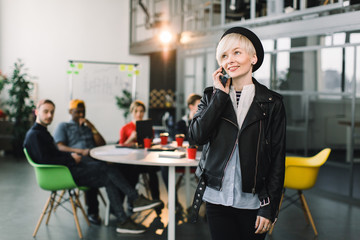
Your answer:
[206,202,266,240]
[70,157,138,222]
[141,166,160,200]
[85,188,99,215]
[81,156,99,216]
[117,165,160,201]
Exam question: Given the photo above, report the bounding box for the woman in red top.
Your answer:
[119,100,146,145]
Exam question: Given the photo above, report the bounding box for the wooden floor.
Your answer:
[1,153,360,240]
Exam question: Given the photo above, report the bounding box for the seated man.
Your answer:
[174,93,202,142]
[53,99,105,225]
[24,99,161,234]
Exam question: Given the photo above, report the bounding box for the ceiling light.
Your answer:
[159,30,173,44]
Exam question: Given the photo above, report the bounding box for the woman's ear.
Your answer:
[251,55,258,65]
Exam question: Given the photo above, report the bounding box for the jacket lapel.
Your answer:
[240,79,272,132]
[240,101,265,131]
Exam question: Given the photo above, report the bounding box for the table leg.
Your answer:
[185,166,190,208]
[168,166,175,240]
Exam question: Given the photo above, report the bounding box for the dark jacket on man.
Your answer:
[23,123,76,167]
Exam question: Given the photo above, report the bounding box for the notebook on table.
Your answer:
[158,151,186,158]
[136,119,153,147]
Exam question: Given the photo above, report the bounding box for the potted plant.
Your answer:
[0,70,7,93]
[5,59,35,157]
[0,70,8,118]
[115,89,132,121]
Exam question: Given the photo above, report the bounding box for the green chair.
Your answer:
[24,148,90,238]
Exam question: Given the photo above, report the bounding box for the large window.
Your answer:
[252,31,360,158]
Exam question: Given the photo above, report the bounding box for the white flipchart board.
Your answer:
[68,60,138,142]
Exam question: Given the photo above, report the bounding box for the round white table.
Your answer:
[90,144,199,240]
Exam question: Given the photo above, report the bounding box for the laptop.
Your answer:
[136,119,153,147]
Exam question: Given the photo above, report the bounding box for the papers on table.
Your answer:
[158,151,186,158]
[92,148,136,156]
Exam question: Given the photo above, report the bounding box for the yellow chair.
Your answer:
[24,148,90,238]
[269,148,331,236]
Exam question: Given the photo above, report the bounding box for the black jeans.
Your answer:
[116,164,160,200]
[139,166,160,200]
[85,188,99,215]
[206,202,266,240]
[80,157,99,216]
[70,157,138,222]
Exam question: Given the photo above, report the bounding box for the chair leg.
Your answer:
[53,190,65,212]
[69,190,83,239]
[97,189,107,206]
[141,173,152,199]
[269,191,285,235]
[298,190,310,224]
[75,190,91,226]
[32,192,53,237]
[104,201,110,226]
[175,174,184,192]
[298,191,318,236]
[45,191,57,224]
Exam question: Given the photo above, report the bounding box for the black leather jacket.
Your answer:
[189,78,286,221]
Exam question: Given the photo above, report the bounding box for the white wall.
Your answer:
[0,0,150,142]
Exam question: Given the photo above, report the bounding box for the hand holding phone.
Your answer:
[220,67,230,87]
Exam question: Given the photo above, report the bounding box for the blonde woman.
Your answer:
[189,27,286,239]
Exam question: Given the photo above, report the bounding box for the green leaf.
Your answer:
[115,89,132,119]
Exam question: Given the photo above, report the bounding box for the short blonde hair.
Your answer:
[129,100,146,113]
[216,33,256,66]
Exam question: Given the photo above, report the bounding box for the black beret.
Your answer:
[220,27,264,72]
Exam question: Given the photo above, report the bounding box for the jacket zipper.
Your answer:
[220,117,239,191]
[252,119,262,194]
[221,117,237,127]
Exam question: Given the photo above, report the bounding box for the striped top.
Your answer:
[236,91,242,106]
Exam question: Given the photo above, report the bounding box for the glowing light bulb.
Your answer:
[159,30,173,44]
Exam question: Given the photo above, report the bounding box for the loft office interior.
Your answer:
[0,0,360,239]
[129,0,360,200]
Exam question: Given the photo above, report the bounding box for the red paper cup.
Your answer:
[143,138,152,148]
[160,133,169,145]
[176,137,184,147]
[175,134,185,147]
[160,136,168,145]
[187,147,197,160]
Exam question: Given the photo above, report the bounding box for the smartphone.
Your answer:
[220,67,229,87]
